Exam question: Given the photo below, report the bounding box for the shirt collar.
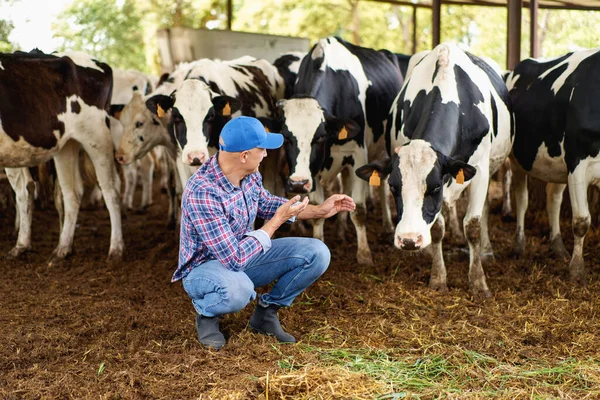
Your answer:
[211,152,237,193]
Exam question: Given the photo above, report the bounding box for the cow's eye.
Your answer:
[138,135,144,142]
[427,185,441,195]
[152,118,160,126]
[135,121,144,128]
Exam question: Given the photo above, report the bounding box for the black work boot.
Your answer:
[196,314,226,350]
[249,304,296,343]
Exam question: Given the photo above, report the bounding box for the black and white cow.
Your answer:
[356,43,513,298]
[143,56,287,196]
[0,50,123,264]
[273,51,305,100]
[506,47,600,285]
[260,37,405,265]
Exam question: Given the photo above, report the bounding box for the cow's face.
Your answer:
[276,98,360,193]
[169,79,241,166]
[356,139,476,250]
[114,91,166,164]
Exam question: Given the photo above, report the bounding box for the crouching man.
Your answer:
[173,116,356,350]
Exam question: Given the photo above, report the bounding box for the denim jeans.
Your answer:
[182,237,331,317]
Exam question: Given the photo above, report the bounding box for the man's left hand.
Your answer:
[318,194,356,219]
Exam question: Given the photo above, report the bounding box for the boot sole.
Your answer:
[249,325,296,343]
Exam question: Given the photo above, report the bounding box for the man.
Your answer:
[173,116,356,350]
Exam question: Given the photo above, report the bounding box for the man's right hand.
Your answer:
[261,195,309,237]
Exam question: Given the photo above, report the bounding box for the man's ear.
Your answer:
[326,116,361,142]
[109,104,125,120]
[257,117,283,135]
[443,157,477,184]
[146,94,174,118]
[212,96,242,117]
[355,157,392,185]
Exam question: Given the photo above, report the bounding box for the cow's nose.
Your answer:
[187,152,206,166]
[399,234,423,251]
[115,152,126,164]
[286,178,310,193]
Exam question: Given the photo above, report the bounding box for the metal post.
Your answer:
[507,0,522,69]
[530,0,539,57]
[432,0,441,48]
[227,0,233,30]
[412,5,417,54]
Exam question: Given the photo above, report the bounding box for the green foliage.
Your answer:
[52,0,147,72]
[0,18,14,52]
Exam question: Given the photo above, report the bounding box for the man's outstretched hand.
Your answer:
[318,194,356,219]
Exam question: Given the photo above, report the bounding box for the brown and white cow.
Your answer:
[0,50,123,265]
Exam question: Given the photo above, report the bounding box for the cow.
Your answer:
[259,37,405,266]
[356,43,513,298]
[0,50,123,265]
[273,51,305,100]
[505,47,600,285]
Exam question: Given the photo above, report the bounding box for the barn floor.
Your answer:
[0,177,598,399]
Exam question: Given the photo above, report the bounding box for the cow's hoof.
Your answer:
[429,280,448,292]
[481,251,495,263]
[569,261,586,287]
[549,236,570,261]
[135,206,149,215]
[471,287,492,301]
[48,248,72,266]
[7,246,30,259]
[357,251,373,266]
[107,252,123,265]
[512,239,525,258]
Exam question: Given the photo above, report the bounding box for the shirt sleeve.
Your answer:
[256,183,287,221]
[185,186,264,272]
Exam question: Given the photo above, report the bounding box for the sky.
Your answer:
[1,0,73,52]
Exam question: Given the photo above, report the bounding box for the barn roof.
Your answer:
[368,0,600,11]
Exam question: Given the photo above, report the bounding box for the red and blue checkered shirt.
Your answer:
[173,153,287,282]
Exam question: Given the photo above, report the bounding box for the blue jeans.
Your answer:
[182,237,331,317]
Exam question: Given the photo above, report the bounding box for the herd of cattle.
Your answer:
[1,37,599,299]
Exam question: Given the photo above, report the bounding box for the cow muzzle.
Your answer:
[396,233,423,251]
[186,151,207,166]
[286,178,311,193]
[115,150,131,165]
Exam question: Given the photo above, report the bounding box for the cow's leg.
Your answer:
[512,165,528,257]
[122,163,136,210]
[157,147,170,193]
[429,213,447,292]
[78,137,124,263]
[139,153,155,210]
[500,158,513,221]
[546,182,569,260]
[464,167,491,299]
[54,176,64,233]
[347,169,373,266]
[379,177,394,233]
[445,203,463,241]
[165,155,179,230]
[336,170,349,240]
[566,169,590,285]
[5,167,34,258]
[480,196,494,262]
[50,140,84,265]
[308,182,325,241]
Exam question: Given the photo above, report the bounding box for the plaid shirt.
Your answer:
[173,153,287,282]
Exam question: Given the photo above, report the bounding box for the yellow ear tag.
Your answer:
[369,170,381,187]
[156,104,165,118]
[456,168,465,184]
[222,102,231,116]
[338,126,348,140]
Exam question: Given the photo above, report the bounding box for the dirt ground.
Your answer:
[0,176,598,399]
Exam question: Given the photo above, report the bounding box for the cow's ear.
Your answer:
[212,96,242,117]
[109,104,125,120]
[355,158,392,184]
[444,157,477,184]
[146,95,173,118]
[257,117,283,135]
[157,72,170,88]
[326,117,361,141]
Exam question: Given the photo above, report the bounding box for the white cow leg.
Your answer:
[5,167,34,258]
[139,153,155,209]
[122,163,136,210]
[336,169,351,240]
[464,169,491,299]
[308,183,325,241]
[349,177,373,266]
[512,165,528,257]
[379,177,394,233]
[54,177,64,233]
[546,182,569,260]
[79,137,124,263]
[446,203,463,241]
[50,140,83,265]
[501,158,513,221]
[567,169,590,286]
[480,196,494,262]
[429,213,447,292]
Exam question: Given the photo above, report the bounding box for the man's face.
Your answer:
[243,147,268,173]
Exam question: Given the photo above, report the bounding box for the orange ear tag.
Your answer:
[338,126,348,140]
[222,102,231,116]
[369,170,381,187]
[456,168,465,184]
[264,126,270,132]
[157,104,165,118]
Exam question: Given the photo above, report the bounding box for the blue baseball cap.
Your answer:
[219,116,283,152]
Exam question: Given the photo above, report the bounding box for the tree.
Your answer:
[52,0,147,72]
[0,0,17,52]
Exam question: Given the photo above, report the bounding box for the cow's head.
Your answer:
[356,139,476,250]
[153,79,241,166]
[113,91,167,165]
[261,97,360,193]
